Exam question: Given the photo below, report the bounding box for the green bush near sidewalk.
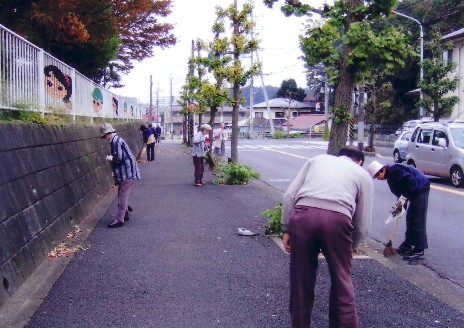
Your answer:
[262,204,283,237]
[214,161,260,185]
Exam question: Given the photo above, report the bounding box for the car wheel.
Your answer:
[393,150,401,163]
[450,166,464,188]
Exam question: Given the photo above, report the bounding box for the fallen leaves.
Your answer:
[47,225,91,259]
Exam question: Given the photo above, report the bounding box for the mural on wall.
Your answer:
[112,97,119,116]
[44,65,72,103]
[92,87,103,113]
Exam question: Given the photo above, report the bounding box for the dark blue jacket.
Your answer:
[143,127,155,143]
[386,164,430,199]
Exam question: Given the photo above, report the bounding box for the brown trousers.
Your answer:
[288,205,358,328]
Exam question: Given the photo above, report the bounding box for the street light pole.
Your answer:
[392,10,424,117]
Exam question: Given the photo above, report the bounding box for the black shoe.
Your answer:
[107,221,124,228]
[127,206,133,212]
[396,243,413,256]
[124,211,130,222]
[403,250,424,261]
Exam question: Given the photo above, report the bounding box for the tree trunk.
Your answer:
[327,55,354,155]
[231,82,240,162]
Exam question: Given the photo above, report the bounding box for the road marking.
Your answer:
[263,148,310,159]
[431,184,464,195]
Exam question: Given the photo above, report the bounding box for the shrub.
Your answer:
[262,204,283,237]
[214,162,260,185]
[289,132,301,138]
[273,130,285,139]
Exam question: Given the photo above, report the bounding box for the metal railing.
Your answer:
[0,24,142,122]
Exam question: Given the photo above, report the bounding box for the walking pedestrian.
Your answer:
[367,161,430,261]
[145,124,156,162]
[155,124,162,143]
[101,123,141,228]
[192,124,211,186]
[213,122,226,156]
[282,146,373,328]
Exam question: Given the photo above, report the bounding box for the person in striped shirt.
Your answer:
[101,123,141,228]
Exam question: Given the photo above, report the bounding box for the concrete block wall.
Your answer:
[0,122,142,307]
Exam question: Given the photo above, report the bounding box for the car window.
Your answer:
[432,130,448,146]
[449,127,464,148]
[417,128,432,144]
[401,132,412,141]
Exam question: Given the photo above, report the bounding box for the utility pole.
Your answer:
[170,75,174,140]
[249,22,254,135]
[156,83,160,124]
[357,84,365,151]
[255,49,274,135]
[149,75,153,123]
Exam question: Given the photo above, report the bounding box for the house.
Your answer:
[249,97,318,129]
[442,28,464,120]
[281,114,327,135]
[162,105,249,134]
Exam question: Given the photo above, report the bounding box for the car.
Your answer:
[405,121,464,187]
[393,131,413,163]
[394,118,434,136]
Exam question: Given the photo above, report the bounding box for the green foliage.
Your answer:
[0,109,46,124]
[418,31,459,121]
[275,79,306,101]
[214,162,260,185]
[322,122,330,140]
[289,132,301,138]
[273,130,285,139]
[332,104,350,123]
[261,204,283,237]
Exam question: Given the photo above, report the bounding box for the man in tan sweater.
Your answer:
[282,146,373,328]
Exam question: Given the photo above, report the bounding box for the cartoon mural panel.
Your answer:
[44,65,72,103]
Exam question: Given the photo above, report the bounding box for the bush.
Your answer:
[289,132,301,138]
[214,162,260,185]
[262,204,283,237]
[273,130,285,139]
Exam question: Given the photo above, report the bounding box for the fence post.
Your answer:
[70,68,76,124]
[37,49,45,117]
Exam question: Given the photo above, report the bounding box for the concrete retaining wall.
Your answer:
[0,123,142,307]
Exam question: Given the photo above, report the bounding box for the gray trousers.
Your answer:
[116,179,135,223]
[288,205,359,328]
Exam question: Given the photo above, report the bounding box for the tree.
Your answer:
[275,78,306,101]
[264,0,414,154]
[215,1,260,163]
[418,31,459,121]
[0,0,176,87]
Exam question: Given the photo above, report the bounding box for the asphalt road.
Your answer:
[236,138,464,289]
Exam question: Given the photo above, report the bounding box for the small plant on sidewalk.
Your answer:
[214,162,260,185]
[262,204,283,237]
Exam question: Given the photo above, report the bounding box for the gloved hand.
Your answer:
[398,195,408,209]
[105,155,113,161]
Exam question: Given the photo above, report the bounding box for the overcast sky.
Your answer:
[112,0,331,104]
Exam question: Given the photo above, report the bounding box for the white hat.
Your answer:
[100,123,116,138]
[367,160,384,178]
[201,124,212,131]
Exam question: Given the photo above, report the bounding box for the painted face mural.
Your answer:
[112,97,119,116]
[92,88,103,113]
[44,65,72,103]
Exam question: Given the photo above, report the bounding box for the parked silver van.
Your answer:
[406,122,464,187]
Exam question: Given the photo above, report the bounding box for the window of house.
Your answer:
[275,112,285,118]
[255,112,263,119]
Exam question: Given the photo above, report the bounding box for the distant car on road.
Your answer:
[406,121,464,187]
[393,131,413,163]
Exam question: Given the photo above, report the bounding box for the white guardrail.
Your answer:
[0,24,142,122]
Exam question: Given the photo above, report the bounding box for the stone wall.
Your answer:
[0,123,142,307]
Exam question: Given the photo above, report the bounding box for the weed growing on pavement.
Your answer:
[214,161,260,185]
[262,204,283,237]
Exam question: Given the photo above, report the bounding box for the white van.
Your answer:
[405,121,464,187]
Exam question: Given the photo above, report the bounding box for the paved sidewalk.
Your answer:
[2,142,464,327]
